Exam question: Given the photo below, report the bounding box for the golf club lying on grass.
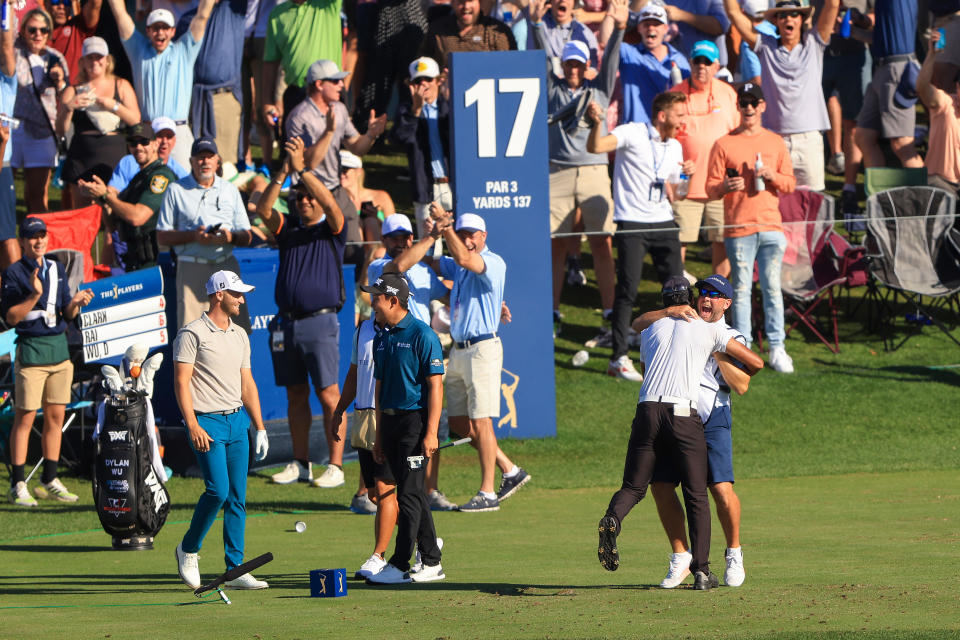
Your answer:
[194,552,274,604]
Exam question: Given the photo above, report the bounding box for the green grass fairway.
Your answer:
[1,469,958,639]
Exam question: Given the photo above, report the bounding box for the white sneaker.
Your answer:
[659,550,692,589]
[724,547,745,587]
[8,481,37,507]
[271,460,312,484]
[410,562,445,583]
[412,537,444,574]
[224,572,268,589]
[176,543,201,589]
[769,346,795,374]
[607,355,643,382]
[683,270,698,286]
[355,553,387,580]
[366,563,411,584]
[34,478,78,502]
[311,465,345,488]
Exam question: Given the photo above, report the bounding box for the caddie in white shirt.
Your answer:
[595,276,762,591]
[586,91,694,382]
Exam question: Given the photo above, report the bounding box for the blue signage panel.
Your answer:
[450,50,556,439]
[83,266,163,312]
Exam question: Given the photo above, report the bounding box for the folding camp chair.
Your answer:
[864,167,928,197]
[864,186,960,350]
[779,190,848,352]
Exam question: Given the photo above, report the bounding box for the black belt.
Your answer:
[282,307,337,321]
[196,407,242,416]
[454,333,496,349]
[382,408,419,416]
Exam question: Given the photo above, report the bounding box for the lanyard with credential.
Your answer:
[648,127,666,202]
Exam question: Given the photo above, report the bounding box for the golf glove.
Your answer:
[255,430,269,461]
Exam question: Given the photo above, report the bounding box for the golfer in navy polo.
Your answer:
[363,272,446,585]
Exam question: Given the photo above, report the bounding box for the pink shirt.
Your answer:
[671,78,740,200]
[927,95,960,184]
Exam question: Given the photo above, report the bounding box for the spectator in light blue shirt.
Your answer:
[109,116,189,192]
[106,0,215,168]
[367,214,448,326]
[620,3,690,124]
[0,22,18,268]
[157,137,252,329]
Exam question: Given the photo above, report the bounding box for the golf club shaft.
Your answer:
[438,437,472,451]
[24,413,77,485]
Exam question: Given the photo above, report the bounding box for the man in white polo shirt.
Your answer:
[586,91,693,382]
[596,276,762,590]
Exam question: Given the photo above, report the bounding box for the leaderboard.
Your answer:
[79,267,168,364]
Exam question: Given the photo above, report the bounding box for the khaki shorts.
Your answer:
[15,356,73,411]
[549,164,614,234]
[782,130,825,192]
[212,91,241,165]
[672,198,725,243]
[446,337,502,419]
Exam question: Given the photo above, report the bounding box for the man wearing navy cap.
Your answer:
[393,206,530,512]
[157,137,252,329]
[633,274,762,589]
[596,275,762,590]
[2,217,94,507]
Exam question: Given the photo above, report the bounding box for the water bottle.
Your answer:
[675,173,689,199]
[754,153,765,193]
[840,9,851,38]
[669,62,682,88]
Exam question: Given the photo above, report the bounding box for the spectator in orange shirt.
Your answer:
[670,39,739,278]
[705,83,796,373]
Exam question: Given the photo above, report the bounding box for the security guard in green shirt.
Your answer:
[78,122,178,272]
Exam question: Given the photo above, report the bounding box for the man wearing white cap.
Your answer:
[525,0,599,77]
[393,56,452,238]
[530,0,627,339]
[173,269,270,591]
[285,58,386,264]
[106,0,216,168]
[393,206,530,512]
[109,116,189,192]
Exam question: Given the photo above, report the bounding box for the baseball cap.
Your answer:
[360,272,410,303]
[339,149,362,170]
[409,56,440,80]
[151,116,176,135]
[455,213,486,233]
[381,215,413,237]
[637,3,668,24]
[81,36,108,58]
[20,216,47,238]
[662,275,690,295]
[695,274,733,299]
[691,40,719,63]
[741,0,770,19]
[738,82,765,102]
[146,8,175,27]
[126,122,155,143]
[561,40,590,64]
[205,270,255,296]
[893,61,921,109]
[305,59,350,85]
[191,137,218,157]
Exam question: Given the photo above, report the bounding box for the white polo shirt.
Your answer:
[611,123,683,224]
[697,323,745,423]
[637,316,730,407]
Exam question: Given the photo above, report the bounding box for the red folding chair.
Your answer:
[31,205,106,283]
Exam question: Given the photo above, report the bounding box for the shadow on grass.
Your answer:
[812,360,960,386]
[245,501,350,513]
[0,544,107,553]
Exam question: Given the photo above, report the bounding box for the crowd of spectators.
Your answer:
[1,0,956,506]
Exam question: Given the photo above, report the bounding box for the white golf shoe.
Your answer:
[355,553,387,580]
[224,573,268,589]
[8,481,37,507]
[410,563,445,583]
[724,547,745,587]
[660,550,692,589]
[311,465,345,488]
[412,537,444,574]
[366,563,411,584]
[176,543,201,589]
[271,460,312,484]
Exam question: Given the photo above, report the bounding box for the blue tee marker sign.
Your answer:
[449,50,556,439]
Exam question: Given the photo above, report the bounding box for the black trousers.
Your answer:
[605,402,712,574]
[611,220,682,360]
[381,410,441,572]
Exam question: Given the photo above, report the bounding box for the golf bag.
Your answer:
[93,395,170,550]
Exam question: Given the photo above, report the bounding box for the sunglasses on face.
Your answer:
[698,288,727,299]
[48,0,70,5]
[410,77,434,85]
[128,138,151,147]
[778,10,802,18]
[692,56,713,66]
[738,97,760,108]
[294,191,317,201]
[27,26,51,35]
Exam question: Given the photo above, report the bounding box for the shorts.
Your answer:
[822,50,867,121]
[445,337,502,419]
[15,357,73,411]
[10,129,58,169]
[651,405,734,485]
[270,312,341,390]
[357,448,395,489]
[549,163,614,234]
[212,91,241,164]
[672,198,725,243]
[782,130,825,192]
[857,59,917,139]
[0,166,15,240]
